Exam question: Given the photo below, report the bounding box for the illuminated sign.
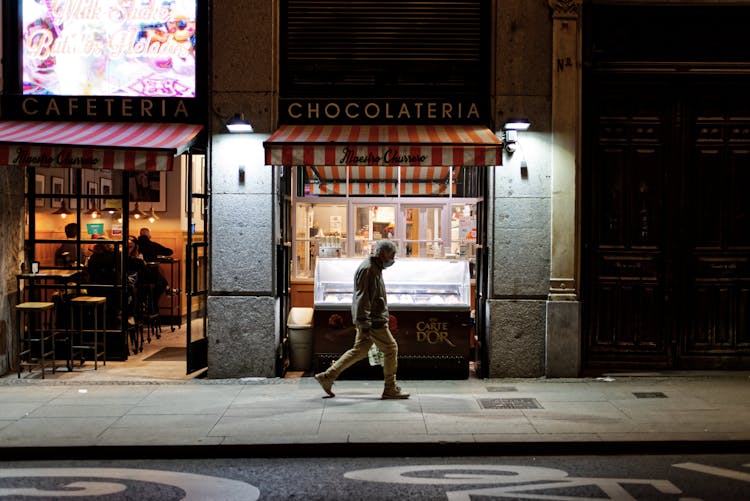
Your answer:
[22,0,196,98]
[279,98,488,125]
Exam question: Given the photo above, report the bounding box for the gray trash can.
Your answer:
[287,307,314,371]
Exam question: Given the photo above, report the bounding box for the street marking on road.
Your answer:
[0,481,125,497]
[674,462,750,483]
[346,465,683,500]
[0,468,260,500]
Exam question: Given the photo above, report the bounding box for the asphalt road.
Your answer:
[1,454,749,500]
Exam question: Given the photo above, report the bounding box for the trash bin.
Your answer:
[287,307,314,371]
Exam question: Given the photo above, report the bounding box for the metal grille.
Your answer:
[285,0,482,62]
[478,398,542,410]
[281,0,488,96]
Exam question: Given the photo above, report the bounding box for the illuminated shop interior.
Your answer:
[291,165,481,281]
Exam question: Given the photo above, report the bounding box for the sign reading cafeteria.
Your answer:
[22,0,196,98]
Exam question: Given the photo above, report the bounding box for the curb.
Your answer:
[3,440,750,461]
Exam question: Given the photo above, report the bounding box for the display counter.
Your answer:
[312,258,473,379]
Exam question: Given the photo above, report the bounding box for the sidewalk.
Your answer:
[1,372,749,458]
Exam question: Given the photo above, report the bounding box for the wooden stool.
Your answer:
[69,296,107,370]
[16,301,57,379]
[139,283,162,345]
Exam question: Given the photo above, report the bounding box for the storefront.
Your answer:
[264,124,503,378]
[1,0,210,376]
[2,121,203,362]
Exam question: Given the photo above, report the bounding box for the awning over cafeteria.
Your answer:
[0,121,203,171]
[264,124,503,167]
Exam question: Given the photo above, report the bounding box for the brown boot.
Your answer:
[314,372,335,397]
[382,385,410,399]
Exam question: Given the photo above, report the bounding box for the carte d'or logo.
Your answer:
[416,318,455,347]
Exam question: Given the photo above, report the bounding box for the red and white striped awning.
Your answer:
[0,121,203,171]
[307,182,454,196]
[264,125,502,167]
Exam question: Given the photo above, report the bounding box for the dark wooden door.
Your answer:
[679,83,750,368]
[583,77,750,370]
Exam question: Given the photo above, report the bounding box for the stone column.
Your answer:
[208,0,278,378]
[546,0,582,376]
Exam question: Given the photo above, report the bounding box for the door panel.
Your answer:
[186,154,208,375]
[584,89,670,369]
[680,90,750,367]
[584,78,750,370]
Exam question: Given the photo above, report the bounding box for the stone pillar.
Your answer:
[546,0,582,377]
[488,0,553,378]
[208,0,278,378]
[0,167,26,376]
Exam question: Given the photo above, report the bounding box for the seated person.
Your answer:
[136,227,171,312]
[136,227,173,261]
[126,236,148,324]
[54,222,87,267]
[86,240,119,326]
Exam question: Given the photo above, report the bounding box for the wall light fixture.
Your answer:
[226,113,254,133]
[502,118,531,154]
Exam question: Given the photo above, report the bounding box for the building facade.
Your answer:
[3,0,749,379]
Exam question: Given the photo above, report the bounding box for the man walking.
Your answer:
[314,240,410,399]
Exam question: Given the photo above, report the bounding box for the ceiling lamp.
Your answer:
[85,203,100,219]
[147,206,160,223]
[112,209,123,224]
[52,200,73,219]
[131,202,147,220]
[226,113,254,133]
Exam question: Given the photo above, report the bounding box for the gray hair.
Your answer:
[374,239,397,257]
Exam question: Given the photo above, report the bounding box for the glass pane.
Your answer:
[294,203,347,278]
[404,206,442,258]
[354,205,396,256]
[450,203,477,259]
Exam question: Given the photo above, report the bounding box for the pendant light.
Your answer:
[131,202,147,219]
[85,202,100,219]
[147,206,159,223]
[52,200,73,219]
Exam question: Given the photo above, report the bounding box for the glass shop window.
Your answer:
[449,203,477,259]
[294,203,347,279]
[353,204,398,257]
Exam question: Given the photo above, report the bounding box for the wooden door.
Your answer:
[583,77,750,370]
[678,84,750,368]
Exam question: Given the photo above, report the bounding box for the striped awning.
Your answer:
[0,121,203,171]
[264,125,502,167]
[307,182,454,196]
[304,165,458,196]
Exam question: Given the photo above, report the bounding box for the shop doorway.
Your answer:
[284,166,488,378]
[582,76,750,371]
[185,154,209,375]
[16,156,208,381]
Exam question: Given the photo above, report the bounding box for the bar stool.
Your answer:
[69,296,107,370]
[16,301,57,379]
[139,283,162,344]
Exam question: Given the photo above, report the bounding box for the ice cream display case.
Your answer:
[312,258,473,379]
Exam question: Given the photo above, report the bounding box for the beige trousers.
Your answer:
[323,325,399,388]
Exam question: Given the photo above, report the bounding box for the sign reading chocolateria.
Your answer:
[279,98,490,125]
